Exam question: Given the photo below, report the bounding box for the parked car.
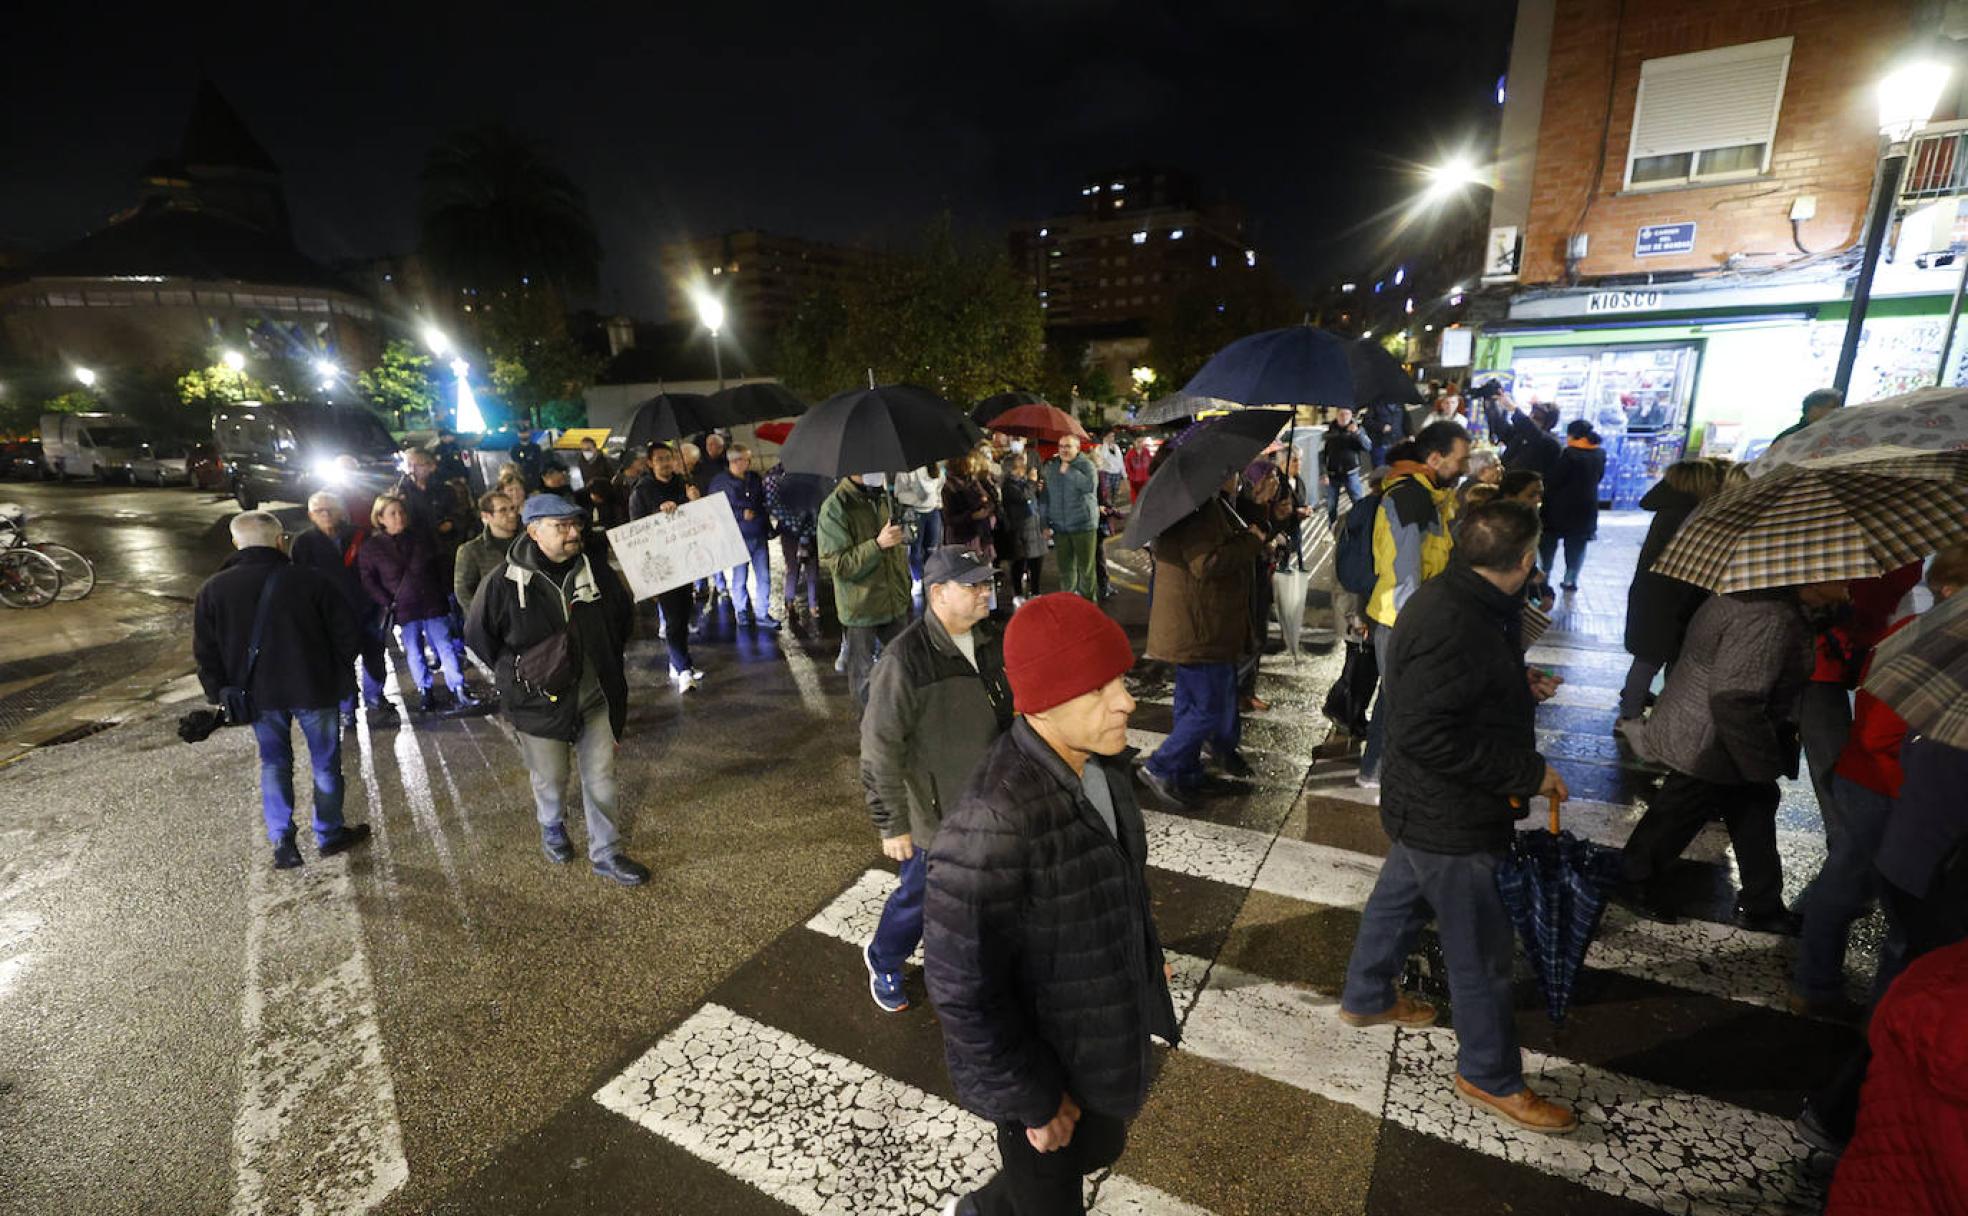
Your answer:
[213,401,401,509]
[4,441,49,481]
[40,413,147,482]
[130,441,225,488]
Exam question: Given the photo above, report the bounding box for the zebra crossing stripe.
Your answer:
[594,1002,1212,1216]
[802,872,1822,1216]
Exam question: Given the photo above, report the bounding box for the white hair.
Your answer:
[230,511,284,550]
[306,491,344,515]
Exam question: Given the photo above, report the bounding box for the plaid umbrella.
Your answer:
[1493,798,1628,1027]
[1651,451,1968,594]
[1864,590,1968,750]
[1755,386,1968,475]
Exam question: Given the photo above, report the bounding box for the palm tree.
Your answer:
[417,124,601,300]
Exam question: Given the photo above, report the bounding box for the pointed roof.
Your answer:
[178,79,277,174]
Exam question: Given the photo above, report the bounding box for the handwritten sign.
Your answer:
[606,494,749,600]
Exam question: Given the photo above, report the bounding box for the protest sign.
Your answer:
[607,494,748,600]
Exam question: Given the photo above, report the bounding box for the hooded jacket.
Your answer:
[1366,463,1456,629]
[860,608,1013,845]
[464,535,634,742]
[924,719,1180,1127]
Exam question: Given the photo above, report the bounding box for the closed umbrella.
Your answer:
[983,401,1090,444]
[623,392,732,452]
[779,383,982,479]
[1493,797,1628,1028]
[1119,409,1290,548]
[1864,589,1968,750]
[973,389,1047,429]
[1272,566,1311,659]
[1754,385,1968,475]
[711,382,807,425]
[1652,451,1968,594]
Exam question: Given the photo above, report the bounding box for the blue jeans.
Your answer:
[252,708,345,845]
[339,615,389,715]
[868,848,927,972]
[1342,842,1523,1096]
[728,540,774,618]
[1145,662,1239,788]
[400,615,466,694]
[1325,469,1366,522]
[1538,533,1588,588]
[1797,776,1903,1003]
[907,509,943,586]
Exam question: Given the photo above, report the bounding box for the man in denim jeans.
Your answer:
[194,511,372,871]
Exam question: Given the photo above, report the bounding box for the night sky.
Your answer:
[2,0,1518,318]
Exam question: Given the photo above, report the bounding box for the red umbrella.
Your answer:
[982,402,1090,444]
[753,421,795,445]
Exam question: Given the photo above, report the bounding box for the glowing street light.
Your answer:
[222,349,246,372]
[1131,366,1158,394]
[692,286,728,391]
[1422,154,1484,202]
[422,326,453,358]
[73,366,97,388]
[313,357,340,380]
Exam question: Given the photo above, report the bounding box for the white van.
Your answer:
[39,413,147,482]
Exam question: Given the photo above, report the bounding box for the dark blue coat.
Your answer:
[708,468,772,545]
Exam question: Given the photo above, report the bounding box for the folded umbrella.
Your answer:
[1493,796,1628,1028]
[1652,451,1968,594]
[1864,590,1968,750]
[984,401,1090,444]
[1754,385,1968,475]
[712,382,808,425]
[973,389,1047,428]
[1272,566,1311,659]
[1119,409,1290,548]
[1181,325,1423,410]
[779,383,982,479]
[623,392,732,452]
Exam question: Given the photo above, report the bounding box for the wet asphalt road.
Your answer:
[0,497,1867,1216]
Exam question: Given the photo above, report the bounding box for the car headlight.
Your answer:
[311,458,351,487]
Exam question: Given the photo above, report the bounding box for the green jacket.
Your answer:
[453,530,514,607]
[818,479,911,626]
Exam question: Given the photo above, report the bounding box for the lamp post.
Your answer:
[73,366,97,388]
[693,288,727,391]
[1834,57,1951,396]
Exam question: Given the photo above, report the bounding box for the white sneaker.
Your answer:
[673,668,696,692]
[1012,595,1028,608]
[1354,772,1380,790]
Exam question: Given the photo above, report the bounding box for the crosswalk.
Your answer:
[583,621,1850,1215]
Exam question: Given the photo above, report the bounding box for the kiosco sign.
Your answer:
[1585,291,1666,313]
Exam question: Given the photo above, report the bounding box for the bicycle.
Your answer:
[0,547,62,609]
[0,504,95,601]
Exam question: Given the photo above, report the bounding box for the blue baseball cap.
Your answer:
[520,493,584,524]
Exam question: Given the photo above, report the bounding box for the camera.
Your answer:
[1468,379,1506,401]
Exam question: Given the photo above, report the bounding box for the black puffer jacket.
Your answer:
[464,536,635,741]
[1381,561,1547,854]
[1623,481,1709,663]
[1541,442,1607,539]
[924,720,1180,1127]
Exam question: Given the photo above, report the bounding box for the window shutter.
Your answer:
[1629,37,1793,159]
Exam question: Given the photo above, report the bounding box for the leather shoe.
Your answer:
[367,703,401,728]
[272,834,303,870]
[318,823,372,858]
[593,853,651,886]
[1736,904,1804,936]
[1612,880,1679,925]
[541,824,575,864]
[1135,763,1198,809]
[1454,1075,1578,1134]
[1209,747,1255,779]
[1339,993,1437,1028]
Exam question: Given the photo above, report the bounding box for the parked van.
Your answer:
[213,401,401,509]
[39,413,147,482]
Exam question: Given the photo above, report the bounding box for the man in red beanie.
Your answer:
[925,593,1178,1216]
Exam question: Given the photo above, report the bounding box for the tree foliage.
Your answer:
[481,289,601,428]
[176,364,267,408]
[358,340,441,427]
[778,216,1043,406]
[1146,267,1304,389]
[419,124,602,300]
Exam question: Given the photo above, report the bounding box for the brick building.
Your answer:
[1473,0,1968,505]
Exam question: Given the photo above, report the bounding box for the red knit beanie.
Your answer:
[1003,593,1136,715]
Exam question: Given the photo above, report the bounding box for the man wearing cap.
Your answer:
[464,494,649,886]
[859,546,1014,1014]
[926,593,1177,1216]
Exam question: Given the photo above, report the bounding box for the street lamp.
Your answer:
[1422,154,1484,203]
[73,366,96,388]
[422,326,453,358]
[692,287,727,391]
[222,349,246,373]
[1835,55,1952,395]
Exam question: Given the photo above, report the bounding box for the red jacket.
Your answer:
[1815,564,1923,685]
[1829,940,1968,1215]
[1833,615,1915,798]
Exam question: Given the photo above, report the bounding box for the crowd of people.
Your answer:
[184,387,1968,1213]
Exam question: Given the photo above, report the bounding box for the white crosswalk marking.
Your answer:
[594,1002,1211,1216]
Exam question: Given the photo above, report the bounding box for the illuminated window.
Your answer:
[1169,229,1184,240]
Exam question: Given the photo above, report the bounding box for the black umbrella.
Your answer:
[711,382,808,424]
[1119,408,1291,548]
[1181,325,1422,409]
[972,389,1047,428]
[780,383,983,478]
[623,392,732,452]
[1133,392,1242,426]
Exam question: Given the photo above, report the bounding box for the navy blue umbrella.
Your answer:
[1493,797,1628,1027]
[1181,325,1424,409]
